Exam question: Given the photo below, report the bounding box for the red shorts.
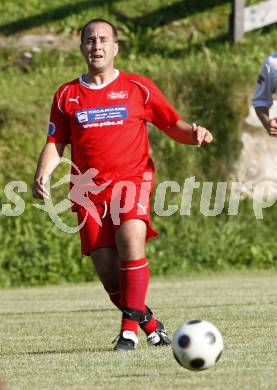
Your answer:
[76,183,158,255]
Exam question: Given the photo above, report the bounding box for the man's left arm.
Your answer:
[162,120,213,147]
[141,77,213,146]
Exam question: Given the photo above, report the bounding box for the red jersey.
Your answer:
[47,70,180,201]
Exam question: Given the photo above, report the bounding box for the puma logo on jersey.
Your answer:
[69,96,80,104]
[137,203,147,214]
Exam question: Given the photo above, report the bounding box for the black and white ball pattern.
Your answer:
[172,320,224,370]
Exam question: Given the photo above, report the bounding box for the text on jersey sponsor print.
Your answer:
[76,106,128,124]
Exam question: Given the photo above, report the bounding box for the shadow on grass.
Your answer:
[0,0,118,36]
[0,308,116,316]
[0,0,230,37]
[113,374,161,378]
[114,0,230,29]
[0,300,259,319]
[0,347,112,356]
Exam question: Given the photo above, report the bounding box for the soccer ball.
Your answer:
[172,320,223,370]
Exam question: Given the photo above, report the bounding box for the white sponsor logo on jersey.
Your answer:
[107,91,128,99]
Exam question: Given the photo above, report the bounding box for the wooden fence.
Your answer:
[231,0,277,42]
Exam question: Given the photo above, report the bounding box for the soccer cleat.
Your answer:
[113,331,138,352]
[146,321,171,346]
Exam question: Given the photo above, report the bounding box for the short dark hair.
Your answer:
[80,18,118,43]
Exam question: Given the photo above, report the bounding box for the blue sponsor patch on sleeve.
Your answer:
[48,122,56,136]
[75,106,128,124]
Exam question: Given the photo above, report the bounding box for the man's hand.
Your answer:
[265,117,277,136]
[32,175,50,199]
[32,142,66,199]
[162,120,213,146]
[192,123,213,147]
[254,107,277,136]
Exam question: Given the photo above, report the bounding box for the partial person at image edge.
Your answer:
[252,53,277,135]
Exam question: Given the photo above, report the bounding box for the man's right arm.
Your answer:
[255,106,277,136]
[32,142,66,199]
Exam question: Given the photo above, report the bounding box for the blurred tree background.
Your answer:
[0,0,277,287]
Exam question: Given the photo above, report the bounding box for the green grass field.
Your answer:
[0,272,276,390]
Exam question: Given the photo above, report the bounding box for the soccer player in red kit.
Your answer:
[33,19,213,351]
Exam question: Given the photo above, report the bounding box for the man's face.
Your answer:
[80,22,118,72]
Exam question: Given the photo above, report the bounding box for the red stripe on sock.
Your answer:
[120,257,149,334]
